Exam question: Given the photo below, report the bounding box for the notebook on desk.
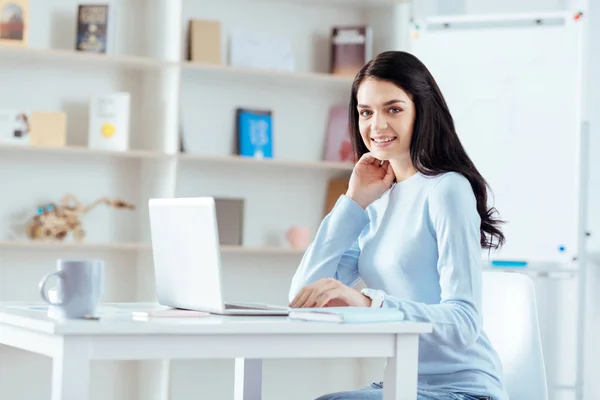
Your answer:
[288,307,405,323]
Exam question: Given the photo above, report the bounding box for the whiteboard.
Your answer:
[408,12,585,265]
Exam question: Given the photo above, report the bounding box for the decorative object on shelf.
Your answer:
[20,194,135,242]
[0,109,29,144]
[214,198,244,246]
[229,29,294,72]
[0,0,28,46]
[323,104,355,163]
[235,107,273,159]
[330,25,372,77]
[285,226,310,250]
[88,92,130,151]
[324,177,349,216]
[29,111,67,147]
[75,4,110,53]
[187,19,221,65]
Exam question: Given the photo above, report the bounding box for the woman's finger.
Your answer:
[383,162,395,185]
[315,287,341,308]
[290,287,312,308]
[302,280,339,308]
[358,152,378,165]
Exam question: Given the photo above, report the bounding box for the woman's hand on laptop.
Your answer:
[289,278,371,308]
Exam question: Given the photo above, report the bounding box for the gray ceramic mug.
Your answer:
[38,259,104,319]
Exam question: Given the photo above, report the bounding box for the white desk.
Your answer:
[0,302,432,400]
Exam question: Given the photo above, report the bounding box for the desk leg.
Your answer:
[51,337,91,400]
[383,334,419,400]
[234,358,262,400]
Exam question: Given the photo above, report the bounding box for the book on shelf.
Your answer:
[88,92,131,151]
[214,198,244,246]
[235,108,273,159]
[187,19,222,64]
[0,0,28,46]
[323,105,355,163]
[330,25,372,77]
[75,4,110,53]
[288,307,405,323]
[324,177,349,216]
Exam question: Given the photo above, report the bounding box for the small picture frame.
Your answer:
[0,0,28,46]
[0,109,30,145]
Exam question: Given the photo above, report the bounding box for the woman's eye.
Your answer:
[389,108,402,114]
[359,110,371,117]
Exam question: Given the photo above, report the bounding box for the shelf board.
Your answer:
[0,241,304,255]
[0,46,173,70]
[0,240,150,251]
[178,153,354,172]
[254,0,407,7]
[0,47,352,89]
[181,61,353,89]
[220,245,305,255]
[1,145,354,171]
[0,144,169,160]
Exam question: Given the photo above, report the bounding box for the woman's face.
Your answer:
[355,77,415,161]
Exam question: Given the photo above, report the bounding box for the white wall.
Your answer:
[411,1,598,400]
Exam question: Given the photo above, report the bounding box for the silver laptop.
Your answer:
[148,197,290,316]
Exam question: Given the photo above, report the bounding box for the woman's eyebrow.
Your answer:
[357,99,406,108]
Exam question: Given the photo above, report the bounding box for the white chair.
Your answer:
[481,271,549,400]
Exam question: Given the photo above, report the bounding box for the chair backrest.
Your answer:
[481,271,548,400]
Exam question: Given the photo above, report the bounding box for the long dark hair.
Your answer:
[349,51,505,250]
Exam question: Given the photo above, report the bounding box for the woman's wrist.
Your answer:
[345,190,368,209]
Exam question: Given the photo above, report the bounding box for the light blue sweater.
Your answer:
[289,171,508,400]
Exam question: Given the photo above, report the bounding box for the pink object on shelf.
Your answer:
[286,226,311,250]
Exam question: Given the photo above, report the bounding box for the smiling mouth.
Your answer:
[371,137,396,147]
[371,137,397,143]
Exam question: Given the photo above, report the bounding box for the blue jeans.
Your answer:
[315,382,491,400]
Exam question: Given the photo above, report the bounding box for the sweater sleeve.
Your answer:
[288,195,370,303]
[380,173,483,349]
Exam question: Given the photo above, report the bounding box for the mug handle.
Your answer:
[39,271,64,306]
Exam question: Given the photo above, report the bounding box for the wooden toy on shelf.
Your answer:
[22,194,135,242]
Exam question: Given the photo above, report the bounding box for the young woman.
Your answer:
[288,51,508,400]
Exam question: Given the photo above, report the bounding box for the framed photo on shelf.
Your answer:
[235,107,273,159]
[0,109,30,145]
[0,0,28,46]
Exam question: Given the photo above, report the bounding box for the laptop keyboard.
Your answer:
[225,304,265,310]
[225,303,287,311]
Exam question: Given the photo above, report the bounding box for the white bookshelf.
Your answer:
[0,1,408,400]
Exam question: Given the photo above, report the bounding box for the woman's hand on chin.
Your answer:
[346,152,395,209]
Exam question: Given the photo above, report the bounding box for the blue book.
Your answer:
[236,108,273,158]
[288,307,405,323]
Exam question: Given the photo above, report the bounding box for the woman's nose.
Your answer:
[372,113,388,132]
